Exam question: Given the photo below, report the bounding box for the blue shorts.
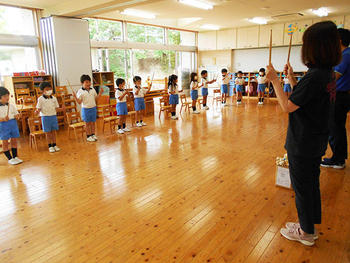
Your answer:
[284,84,292,93]
[0,119,20,141]
[190,90,198,100]
[229,85,235,96]
[42,115,58,132]
[236,85,244,93]
[116,102,128,116]
[221,84,228,94]
[81,107,97,123]
[202,88,208,96]
[134,97,146,111]
[258,84,266,93]
[169,94,179,105]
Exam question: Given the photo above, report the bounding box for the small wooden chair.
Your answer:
[34,87,43,98]
[180,94,191,113]
[159,97,172,119]
[16,88,30,102]
[126,100,136,126]
[101,105,119,134]
[197,97,203,109]
[66,112,86,141]
[213,89,222,106]
[28,117,45,150]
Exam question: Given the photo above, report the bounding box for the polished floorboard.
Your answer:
[0,100,349,263]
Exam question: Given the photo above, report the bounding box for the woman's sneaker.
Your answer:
[49,147,55,153]
[321,158,345,169]
[54,146,61,152]
[117,129,125,134]
[14,157,23,164]
[280,227,315,246]
[8,158,20,165]
[87,136,96,142]
[136,123,143,127]
[193,111,200,114]
[285,222,318,240]
[171,116,178,120]
[92,135,98,141]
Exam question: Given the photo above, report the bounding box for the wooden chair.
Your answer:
[101,105,119,134]
[20,96,36,107]
[180,94,192,113]
[34,87,43,98]
[197,97,203,109]
[56,86,78,113]
[159,97,172,119]
[126,100,136,126]
[213,89,222,107]
[28,117,45,150]
[16,88,30,102]
[18,109,35,135]
[66,112,86,141]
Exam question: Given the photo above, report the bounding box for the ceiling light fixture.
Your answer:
[247,17,268,25]
[311,7,328,17]
[178,0,213,10]
[121,9,156,19]
[200,24,220,30]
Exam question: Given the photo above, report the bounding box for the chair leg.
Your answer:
[74,129,78,141]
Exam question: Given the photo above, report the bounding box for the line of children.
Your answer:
[257,68,267,105]
[235,71,244,105]
[35,82,62,152]
[73,75,103,142]
[0,87,22,165]
[115,78,130,134]
[133,76,151,127]
[168,74,182,120]
[200,70,216,110]
[221,69,230,106]
[190,72,201,114]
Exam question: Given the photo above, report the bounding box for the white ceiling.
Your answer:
[4,0,350,30]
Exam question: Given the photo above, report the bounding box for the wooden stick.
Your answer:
[269,29,272,65]
[287,33,293,63]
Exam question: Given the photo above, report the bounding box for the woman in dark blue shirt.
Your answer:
[266,21,342,246]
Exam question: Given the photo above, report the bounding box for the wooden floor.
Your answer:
[0,100,349,263]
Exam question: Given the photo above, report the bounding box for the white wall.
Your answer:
[232,46,307,72]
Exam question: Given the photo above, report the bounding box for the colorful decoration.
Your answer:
[276,153,289,168]
[286,23,297,35]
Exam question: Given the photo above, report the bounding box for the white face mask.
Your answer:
[44,90,53,96]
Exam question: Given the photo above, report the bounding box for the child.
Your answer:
[115,78,130,134]
[133,76,151,127]
[235,71,245,105]
[257,68,268,105]
[190,72,201,114]
[221,69,230,106]
[35,82,62,152]
[283,75,292,98]
[168,74,183,120]
[73,75,103,142]
[200,70,216,110]
[0,87,22,165]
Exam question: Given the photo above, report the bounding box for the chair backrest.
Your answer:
[110,105,117,116]
[22,96,36,106]
[180,94,187,103]
[101,105,112,119]
[28,117,42,133]
[66,112,82,124]
[34,87,43,98]
[16,88,30,97]
[56,86,68,96]
[126,101,135,111]
[213,89,221,96]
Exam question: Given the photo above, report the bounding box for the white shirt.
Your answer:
[116,89,127,103]
[284,77,290,84]
[168,84,179,95]
[222,75,230,85]
[0,103,18,120]
[190,81,199,91]
[133,86,148,98]
[36,96,59,116]
[76,87,97,108]
[235,77,245,86]
[257,75,266,84]
[201,78,208,89]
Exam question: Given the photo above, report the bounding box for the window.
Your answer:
[88,18,122,41]
[0,5,36,36]
[127,23,164,44]
[168,30,196,46]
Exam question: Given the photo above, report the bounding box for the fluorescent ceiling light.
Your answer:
[312,7,328,17]
[178,0,213,10]
[247,17,268,25]
[200,24,220,30]
[121,9,156,19]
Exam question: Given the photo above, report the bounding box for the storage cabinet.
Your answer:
[217,29,237,50]
[259,24,284,47]
[198,31,217,50]
[237,26,259,48]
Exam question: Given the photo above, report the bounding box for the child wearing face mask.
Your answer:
[35,82,62,153]
[257,68,268,105]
